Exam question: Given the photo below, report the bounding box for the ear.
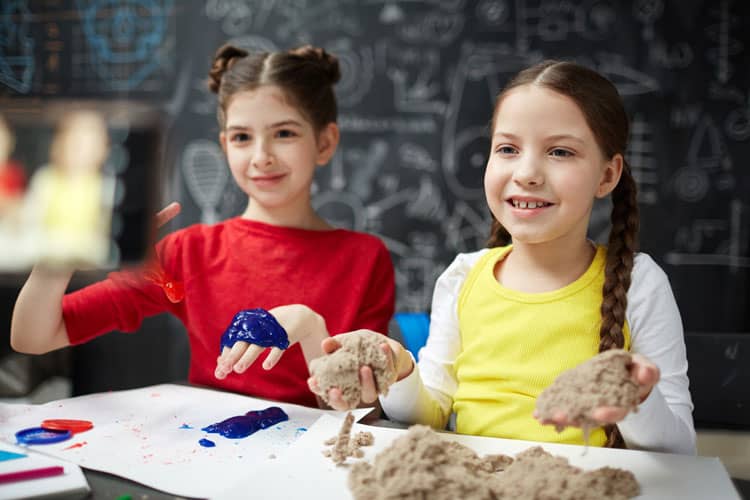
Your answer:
[219,131,227,154]
[315,123,340,166]
[595,153,624,198]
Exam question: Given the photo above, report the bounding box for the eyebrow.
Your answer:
[493,131,585,144]
[225,120,305,131]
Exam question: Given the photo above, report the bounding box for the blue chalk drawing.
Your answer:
[76,0,172,90]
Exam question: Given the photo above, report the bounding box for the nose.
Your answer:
[513,154,544,187]
[251,139,273,170]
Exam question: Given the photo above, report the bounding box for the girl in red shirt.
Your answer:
[10,44,395,407]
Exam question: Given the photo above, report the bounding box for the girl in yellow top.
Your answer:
[312,60,696,455]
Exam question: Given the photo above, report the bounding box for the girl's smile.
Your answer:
[506,196,555,218]
[250,172,288,188]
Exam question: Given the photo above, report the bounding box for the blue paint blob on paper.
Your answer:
[202,407,289,439]
[199,438,215,448]
[220,309,289,352]
[179,424,193,429]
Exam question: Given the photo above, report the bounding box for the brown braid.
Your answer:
[599,165,638,448]
[598,162,639,352]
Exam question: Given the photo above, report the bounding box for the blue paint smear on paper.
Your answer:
[199,438,215,448]
[220,309,290,352]
[179,424,193,429]
[202,407,289,439]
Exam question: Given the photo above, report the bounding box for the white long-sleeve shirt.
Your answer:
[381,249,697,455]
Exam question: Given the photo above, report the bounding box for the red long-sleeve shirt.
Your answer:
[63,217,395,407]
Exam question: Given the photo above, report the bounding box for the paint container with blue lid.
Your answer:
[15,427,72,445]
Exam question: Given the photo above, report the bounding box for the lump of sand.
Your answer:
[349,425,639,500]
[309,331,396,408]
[536,349,640,432]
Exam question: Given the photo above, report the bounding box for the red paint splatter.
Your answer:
[143,262,184,303]
[64,441,87,450]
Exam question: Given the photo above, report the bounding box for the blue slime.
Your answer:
[202,407,289,439]
[220,309,290,352]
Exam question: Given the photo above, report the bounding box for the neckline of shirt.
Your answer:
[486,244,607,303]
[227,216,347,239]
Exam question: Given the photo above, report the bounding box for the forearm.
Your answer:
[269,304,329,363]
[296,310,329,363]
[618,386,696,455]
[11,266,73,354]
[380,359,452,429]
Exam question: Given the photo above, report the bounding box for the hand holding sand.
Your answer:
[307,330,413,411]
[535,350,660,431]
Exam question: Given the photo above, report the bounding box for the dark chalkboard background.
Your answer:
[1,0,748,428]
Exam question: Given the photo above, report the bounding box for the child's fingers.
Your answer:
[233,344,264,373]
[381,343,398,383]
[359,366,378,403]
[321,337,342,354]
[263,348,284,370]
[307,377,319,393]
[154,202,181,228]
[630,354,659,382]
[214,346,235,379]
[630,354,660,401]
[327,388,350,411]
[589,406,629,423]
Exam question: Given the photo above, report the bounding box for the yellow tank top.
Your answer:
[453,245,631,446]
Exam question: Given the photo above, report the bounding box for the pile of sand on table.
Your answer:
[348,425,639,500]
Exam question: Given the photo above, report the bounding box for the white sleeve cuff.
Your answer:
[618,386,697,455]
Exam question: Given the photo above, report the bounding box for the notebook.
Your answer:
[0,442,90,499]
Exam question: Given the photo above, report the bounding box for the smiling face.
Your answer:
[220,85,338,223]
[484,84,622,248]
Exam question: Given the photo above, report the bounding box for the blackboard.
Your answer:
[1,0,748,428]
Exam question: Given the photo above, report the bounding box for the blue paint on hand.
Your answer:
[202,407,289,439]
[199,438,216,448]
[220,308,290,353]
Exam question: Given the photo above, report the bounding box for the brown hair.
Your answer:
[207,43,341,133]
[488,60,640,354]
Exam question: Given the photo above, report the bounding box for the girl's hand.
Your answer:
[306,334,414,411]
[214,304,328,379]
[535,353,660,427]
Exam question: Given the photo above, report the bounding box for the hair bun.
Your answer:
[289,45,341,85]
[208,43,249,93]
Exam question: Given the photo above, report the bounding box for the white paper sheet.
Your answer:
[0,384,372,498]
[227,414,740,500]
